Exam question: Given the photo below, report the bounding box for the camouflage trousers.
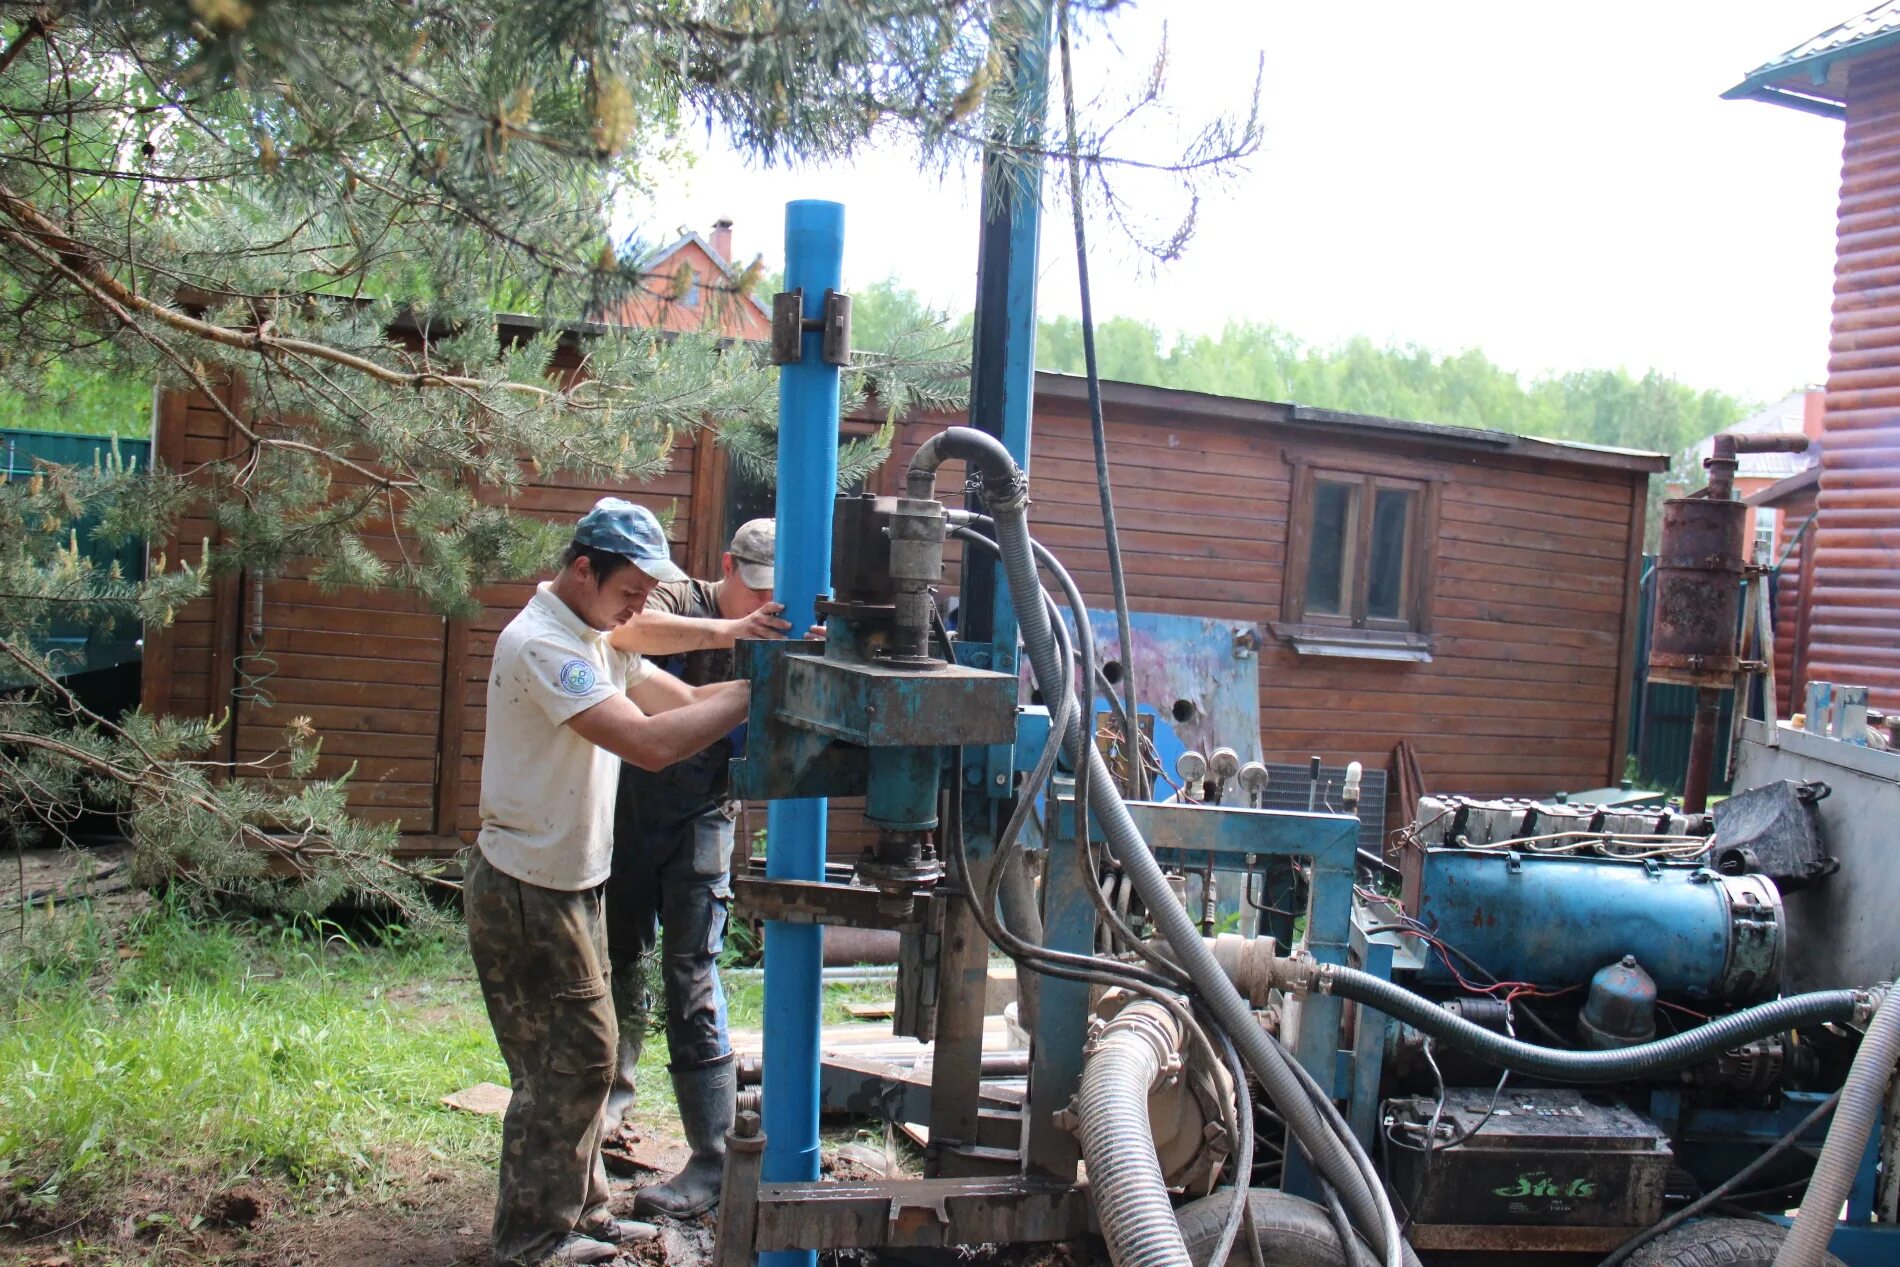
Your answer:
[464,850,616,1267]
[604,773,736,1087]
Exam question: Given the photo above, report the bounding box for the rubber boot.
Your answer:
[601,1029,642,1133]
[633,1054,736,1218]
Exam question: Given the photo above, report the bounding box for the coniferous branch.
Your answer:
[0,0,1254,905]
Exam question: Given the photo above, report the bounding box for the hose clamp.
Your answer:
[1855,984,1891,1025]
[1315,961,1339,996]
[983,469,1031,514]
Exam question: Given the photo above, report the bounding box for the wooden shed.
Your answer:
[1728,6,1900,713]
[143,366,1662,857]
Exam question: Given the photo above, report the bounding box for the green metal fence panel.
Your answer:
[3,428,152,685]
[1624,554,1741,797]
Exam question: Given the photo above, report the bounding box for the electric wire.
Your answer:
[1056,0,1142,798]
[1206,1022,1256,1267]
[952,525,1182,981]
[1596,1089,1841,1267]
[919,430,1403,1264]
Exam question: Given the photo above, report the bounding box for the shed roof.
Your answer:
[1035,372,1667,475]
[1747,464,1822,508]
[1724,2,1900,116]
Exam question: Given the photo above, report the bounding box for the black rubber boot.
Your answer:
[602,1028,642,1133]
[633,1054,736,1219]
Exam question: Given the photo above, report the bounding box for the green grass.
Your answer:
[0,901,912,1222]
[0,902,505,1220]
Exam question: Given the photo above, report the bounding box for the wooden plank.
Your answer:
[687,429,727,579]
[244,650,446,686]
[254,676,444,712]
[252,621,446,662]
[238,700,443,736]
[140,387,190,716]
[259,602,456,640]
[435,618,469,837]
[1607,477,1648,784]
[205,384,245,771]
[1258,688,1613,722]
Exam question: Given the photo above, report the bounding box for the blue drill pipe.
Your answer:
[761,199,843,1267]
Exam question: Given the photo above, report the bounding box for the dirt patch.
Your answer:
[0,842,148,929]
[0,1109,716,1267]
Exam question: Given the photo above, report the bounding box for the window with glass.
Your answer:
[1279,463,1436,649]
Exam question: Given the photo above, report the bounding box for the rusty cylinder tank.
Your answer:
[1649,496,1747,689]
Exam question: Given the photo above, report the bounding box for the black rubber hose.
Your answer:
[1056,0,1142,798]
[911,431,1401,1267]
[1599,1089,1840,1267]
[1327,967,1863,1083]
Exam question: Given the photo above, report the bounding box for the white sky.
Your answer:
[625,2,1859,404]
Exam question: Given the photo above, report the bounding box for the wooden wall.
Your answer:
[145,374,1653,853]
[1770,484,1820,719]
[1805,51,1900,712]
[891,390,1650,800]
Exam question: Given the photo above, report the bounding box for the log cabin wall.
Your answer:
[1804,51,1900,712]
[145,368,1661,856]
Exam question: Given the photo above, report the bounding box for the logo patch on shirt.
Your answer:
[557,658,597,696]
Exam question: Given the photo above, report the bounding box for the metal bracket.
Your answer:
[771,287,853,366]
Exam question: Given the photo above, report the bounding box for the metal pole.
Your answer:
[1683,687,1722,815]
[760,199,843,1267]
[932,0,1057,1179]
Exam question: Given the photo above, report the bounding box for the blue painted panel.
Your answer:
[1415,849,1738,1000]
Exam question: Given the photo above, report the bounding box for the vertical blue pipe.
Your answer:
[761,199,842,1267]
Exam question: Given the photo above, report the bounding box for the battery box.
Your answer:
[1384,1088,1672,1229]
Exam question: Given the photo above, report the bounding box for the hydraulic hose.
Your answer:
[909,427,1404,1267]
[997,830,1044,1033]
[1773,991,1900,1267]
[1078,1000,1193,1267]
[1326,965,1866,1083]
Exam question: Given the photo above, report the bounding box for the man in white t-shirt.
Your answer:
[465,497,750,1267]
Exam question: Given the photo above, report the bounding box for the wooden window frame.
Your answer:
[1274,455,1440,658]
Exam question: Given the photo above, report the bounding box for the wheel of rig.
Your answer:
[1623,1216,1848,1267]
[1176,1189,1423,1267]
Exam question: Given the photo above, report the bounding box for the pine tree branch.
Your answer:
[0,14,47,80]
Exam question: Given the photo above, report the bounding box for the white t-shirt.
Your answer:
[477,582,654,890]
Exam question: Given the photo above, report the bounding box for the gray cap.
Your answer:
[728,518,775,590]
[573,497,688,583]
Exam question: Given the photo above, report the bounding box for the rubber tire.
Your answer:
[1175,1189,1423,1267]
[1624,1217,1848,1267]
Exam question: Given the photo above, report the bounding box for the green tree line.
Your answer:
[856,277,1760,465]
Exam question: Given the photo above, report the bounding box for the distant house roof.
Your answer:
[638,229,772,322]
[1681,391,1822,482]
[1724,2,1900,116]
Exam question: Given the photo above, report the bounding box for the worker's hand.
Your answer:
[725,603,791,642]
[805,624,827,640]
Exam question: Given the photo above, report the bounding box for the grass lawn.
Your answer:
[0,892,897,1266]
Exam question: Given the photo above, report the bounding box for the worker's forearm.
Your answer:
[610,609,731,655]
[609,685,749,772]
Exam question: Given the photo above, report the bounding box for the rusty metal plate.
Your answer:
[778,653,1019,748]
[752,1176,1093,1250]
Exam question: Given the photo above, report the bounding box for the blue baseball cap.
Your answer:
[572,497,688,583]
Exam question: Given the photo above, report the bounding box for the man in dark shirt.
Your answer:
[601,518,786,1219]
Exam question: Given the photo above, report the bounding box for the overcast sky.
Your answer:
[625,2,1861,404]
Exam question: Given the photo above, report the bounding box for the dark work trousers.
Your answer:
[464,851,617,1266]
[604,767,736,1097]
